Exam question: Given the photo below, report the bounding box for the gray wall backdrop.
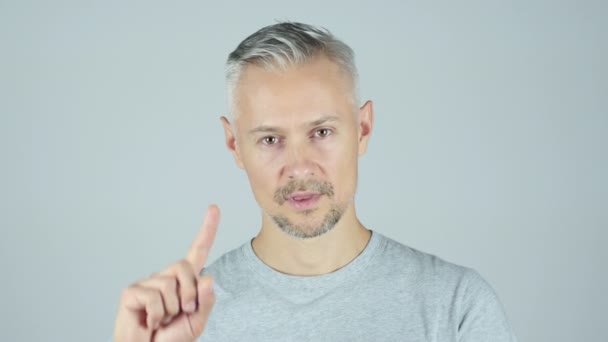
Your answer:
[1,1,606,341]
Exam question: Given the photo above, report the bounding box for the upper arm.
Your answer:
[457,269,518,342]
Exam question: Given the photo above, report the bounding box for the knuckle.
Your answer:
[166,304,179,316]
[120,284,138,302]
[148,311,163,325]
[177,259,194,273]
[119,288,131,303]
[180,294,196,308]
[181,280,197,298]
[160,276,177,293]
[165,299,180,316]
[163,259,191,276]
[148,292,166,318]
[148,304,162,317]
[145,288,161,306]
[153,289,163,303]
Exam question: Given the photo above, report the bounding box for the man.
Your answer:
[113,22,517,341]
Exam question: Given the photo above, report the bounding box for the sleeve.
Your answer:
[457,269,518,342]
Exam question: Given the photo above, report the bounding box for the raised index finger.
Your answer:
[186,204,220,273]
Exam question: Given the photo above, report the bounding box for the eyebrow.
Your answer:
[310,115,340,127]
[248,115,341,135]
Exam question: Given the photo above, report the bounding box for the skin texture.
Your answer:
[113,206,219,342]
[221,55,374,276]
[114,54,374,341]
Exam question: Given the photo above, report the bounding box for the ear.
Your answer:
[357,100,374,156]
[220,116,245,169]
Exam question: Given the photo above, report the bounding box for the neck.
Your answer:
[251,203,372,276]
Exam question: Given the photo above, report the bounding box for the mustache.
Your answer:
[274,179,335,205]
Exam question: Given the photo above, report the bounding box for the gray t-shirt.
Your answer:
[200,230,517,341]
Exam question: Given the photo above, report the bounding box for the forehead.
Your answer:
[233,56,354,128]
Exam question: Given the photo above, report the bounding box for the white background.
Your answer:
[1,1,606,341]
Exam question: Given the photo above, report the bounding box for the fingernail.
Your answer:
[184,301,196,313]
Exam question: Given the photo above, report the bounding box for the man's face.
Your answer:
[222,56,373,239]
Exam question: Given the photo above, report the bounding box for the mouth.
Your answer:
[286,192,322,211]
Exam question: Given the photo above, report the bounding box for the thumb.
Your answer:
[189,275,216,337]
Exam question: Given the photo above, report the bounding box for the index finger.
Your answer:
[186,204,220,273]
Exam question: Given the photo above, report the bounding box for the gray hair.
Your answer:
[225,22,359,117]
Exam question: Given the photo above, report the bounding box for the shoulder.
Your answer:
[377,233,474,284]
[375,233,502,304]
[377,234,516,340]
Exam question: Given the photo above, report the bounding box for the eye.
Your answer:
[314,128,332,138]
[261,136,279,145]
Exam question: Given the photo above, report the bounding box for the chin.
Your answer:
[270,203,346,240]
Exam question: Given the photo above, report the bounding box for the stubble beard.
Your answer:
[271,203,346,239]
[270,179,347,240]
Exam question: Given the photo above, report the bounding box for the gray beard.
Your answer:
[271,203,345,239]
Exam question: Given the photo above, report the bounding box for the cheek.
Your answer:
[334,154,358,189]
[242,149,281,201]
[246,144,286,170]
[244,168,276,208]
[323,140,359,196]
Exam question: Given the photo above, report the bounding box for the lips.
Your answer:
[286,192,322,211]
[288,191,319,201]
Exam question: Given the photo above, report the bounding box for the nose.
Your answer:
[282,140,317,180]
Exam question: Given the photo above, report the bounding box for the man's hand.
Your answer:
[113,205,220,342]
